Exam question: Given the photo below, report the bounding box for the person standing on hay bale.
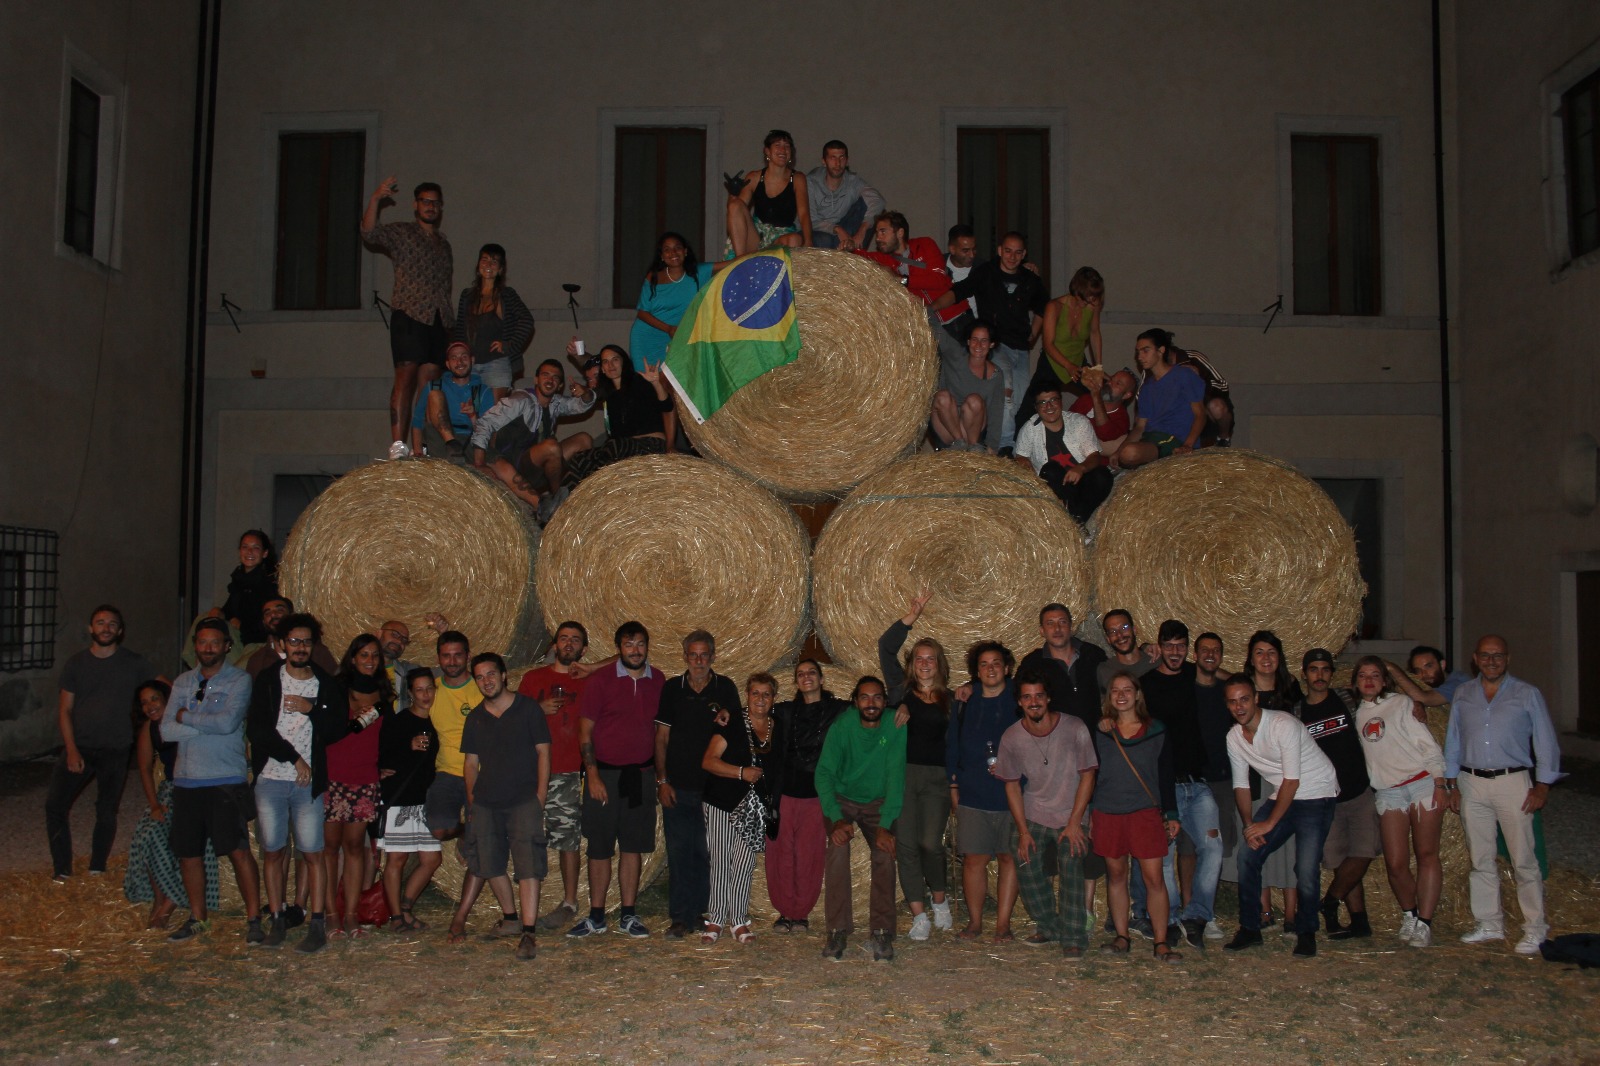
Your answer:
[469,358,595,521]
[700,673,783,945]
[360,177,453,459]
[655,630,743,940]
[879,592,956,941]
[517,621,592,932]
[1351,656,1448,949]
[452,242,535,400]
[768,660,849,932]
[938,225,979,342]
[1443,635,1562,956]
[571,621,665,940]
[930,318,1007,454]
[410,341,496,462]
[1221,677,1338,958]
[995,669,1098,957]
[1022,266,1106,420]
[1291,648,1382,943]
[948,641,1023,942]
[1012,382,1113,521]
[931,231,1047,454]
[47,604,159,884]
[461,653,551,962]
[816,676,906,962]
[630,232,716,373]
[246,613,348,953]
[161,617,263,944]
[854,210,951,310]
[1113,329,1206,469]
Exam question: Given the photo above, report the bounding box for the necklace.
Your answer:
[665,267,685,283]
[1025,714,1055,763]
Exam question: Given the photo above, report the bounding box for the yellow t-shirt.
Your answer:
[429,676,482,777]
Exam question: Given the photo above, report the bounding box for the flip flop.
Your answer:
[446,925,468,945]
[992,930,1015,943]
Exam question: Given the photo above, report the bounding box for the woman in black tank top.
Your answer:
[726,129,812,257]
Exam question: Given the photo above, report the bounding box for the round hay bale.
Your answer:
[1090,449,1364,673]
[279,458,547,669]
[677,248,939,502]
[812,451,1092,681]
[429,823,667,909]
[535,454,811,681]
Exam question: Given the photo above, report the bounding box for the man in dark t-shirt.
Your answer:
[46,604,159,882]
[461,653,550,962]
[655,629,742,938]
[1293,648,1381,939]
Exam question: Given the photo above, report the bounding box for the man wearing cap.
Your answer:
[1292,648,1382,940]
[411,341,495,462]
[1444,635,1561,955]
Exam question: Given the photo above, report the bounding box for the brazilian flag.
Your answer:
[662,248,802,424]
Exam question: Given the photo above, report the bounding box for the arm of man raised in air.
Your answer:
[360,176,397,240]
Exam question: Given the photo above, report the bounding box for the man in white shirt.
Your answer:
[1012,384,1113,522]
[1222,678,1339,958]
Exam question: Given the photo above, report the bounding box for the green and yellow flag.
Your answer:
[662,248,802,424]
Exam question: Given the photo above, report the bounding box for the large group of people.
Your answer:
[49,560,1562,964]
[361,131,1234,528]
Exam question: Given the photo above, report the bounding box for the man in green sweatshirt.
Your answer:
[815,676,907,961]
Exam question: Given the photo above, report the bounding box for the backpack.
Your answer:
[1540,933,1600,968]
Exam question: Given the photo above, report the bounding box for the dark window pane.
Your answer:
[275,131,365,310]
[1315,478,1383,639]
[1291,138,1332,314]
[958,128,1050,288]
[613,127,706,307]
[1565,71,1600,259]
[63,79,101,255]
[1291,134,1380,315]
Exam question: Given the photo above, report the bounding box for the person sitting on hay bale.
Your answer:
[469,357,594,520]
[1408,644,1474,703]
[1114,328,1206,469]
[410,341,495,463]
[930,318,1007,454]
[1174,348,1234,447]
[1012,381,1113,521]
[1072,366,1137,457]
[558,342,676,492]
[724,129,812,257]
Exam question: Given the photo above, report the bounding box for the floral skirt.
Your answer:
[325,781,381,824]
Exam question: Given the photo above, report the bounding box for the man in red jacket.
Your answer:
[854,211,950,309]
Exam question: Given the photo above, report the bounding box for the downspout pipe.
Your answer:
[1431,0,1456,662]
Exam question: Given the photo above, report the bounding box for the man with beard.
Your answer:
[243,597,338,678]
[245,614,347,952]
[1097,609,1157,691]
[854,211,950,309]
[816,677,906,961]
[47,605,159,883]
[470,359,595,517]
[571,621,665,939]
[162,618,262,942]
[376,620,422,710]
[518,621,591,931]
[1191,631,1236,940]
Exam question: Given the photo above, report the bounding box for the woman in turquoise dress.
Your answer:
[628,232,714,373]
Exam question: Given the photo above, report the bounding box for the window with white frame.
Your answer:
[57,49,124,267]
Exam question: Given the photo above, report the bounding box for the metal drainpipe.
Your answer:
[1431,0,1456,662]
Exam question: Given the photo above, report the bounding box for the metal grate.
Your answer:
[0,526,60,672]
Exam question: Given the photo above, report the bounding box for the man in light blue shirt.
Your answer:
[1443,635,1561,955]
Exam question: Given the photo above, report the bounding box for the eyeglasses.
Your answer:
[1037,397,1062,407]
[1475,652,1507,661]
[381,629,411,646]
[285,637,313,648]
[417,197,442,206]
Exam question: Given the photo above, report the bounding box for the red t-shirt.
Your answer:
[855,236,950,308]
[517,665,588,775]
[1069,393,1130,443]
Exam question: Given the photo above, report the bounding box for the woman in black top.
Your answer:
[452,242,535,398]
[879,590,954,939]
[766,660,847,930]
[560,344,676,490]
[725,129,812,257]
[701,673,783,944]
[219,529,278,646]
[378,669,441,932]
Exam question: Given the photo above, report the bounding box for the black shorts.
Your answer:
[170,784,252,859]
[581,767,658,860]
[390,309,449,368]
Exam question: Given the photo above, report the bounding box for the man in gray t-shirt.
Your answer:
[46,604,159,881]
[1096,609,1158,692]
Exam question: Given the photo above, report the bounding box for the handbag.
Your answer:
[731,790,769,853]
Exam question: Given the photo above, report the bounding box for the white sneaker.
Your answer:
[1459,923,1505,945]
[908,912,932,941]
[930,900,953,932]
[1408,921,1433,948]
[387,440,412,460]
[1514,931,1544,956]
[1398,913,1418,941]
[1204,920,1225,941]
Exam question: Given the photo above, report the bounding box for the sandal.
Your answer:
[732,924,754,944]
[955,928,983,941]
[328,926,349,941]
[1153,941,1183,964]
[1100,935,1131,955]
[701,921,722,944]
[446,924,468,945]
[992,930,1015,943]
[385,916,409,933]
[403,912,427,932]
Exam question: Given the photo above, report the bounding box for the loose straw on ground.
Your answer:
[678,248,939,502]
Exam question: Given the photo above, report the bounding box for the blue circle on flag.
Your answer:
[720,255,792,331]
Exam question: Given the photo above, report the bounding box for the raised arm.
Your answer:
[361,176,399,239]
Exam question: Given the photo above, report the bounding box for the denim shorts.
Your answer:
[255,776,326,853]
[1374,775,1440,816]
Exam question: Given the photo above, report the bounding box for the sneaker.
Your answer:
[283,905,306,930]
[1459,923,1505,945]
[823,930,848,960]
[88,868,106,876]
[167,918,209,943]
[1223,928,1263,952]
[908,913,932,941]
[566,917,608,939]
[387,440,412,460]
[618,914,650,939]
[1408,922,1433,948]
[1514,932,1545,956]
[1022,933,1052,947]
[1129,916,1154,941]
[1293,932,1317,958]
[295,917,327,954]
[790,918,809,933]
[870,930,895,962]
[1182,919,1206,950]
[515,933,538,961]
[263,912,287,948]
[930,900,953,932]
[1204,920,1225,940]
[665,920,691,940]
[536,902,577,932]
[246,917,265,945]
[491,917,523,938]
[1398,913,1418,942]
[50,872,70,885]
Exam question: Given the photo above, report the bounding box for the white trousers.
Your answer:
[1457,770,1546,937]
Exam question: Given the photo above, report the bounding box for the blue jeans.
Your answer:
[810,198,869,249]
[662,787,710,926]
[254,776,326,853]
[992,344,1030,450]
[1237,797,1336,934]
[1175,781,1223,922]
